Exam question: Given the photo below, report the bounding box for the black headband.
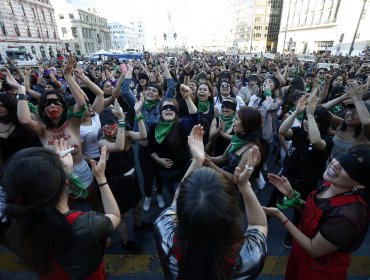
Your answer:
[161,104,178,114]
[337,152,368,187]
[221,101,237,111]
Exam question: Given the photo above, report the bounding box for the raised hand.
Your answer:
[53,138,73,176]
[267,173,294,198]
[234,146,259,188]
[188,124,205,162]
[180,84,191,100]
[295,95,307,113]
[134,93,144,114]
[346,82,367,100]
[63,55,75,76]
[90,146,107,181]
[306,95,317,115]
[111,99,124,120]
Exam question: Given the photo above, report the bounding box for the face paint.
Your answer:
[103,123,118,137]
[44,98,63,119]
[43,98,63,108]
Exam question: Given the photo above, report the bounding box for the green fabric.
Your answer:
[263,88,272,97]
[69,174,88,199]
[197,100,210,113]
[220,113,236,132]
[67,105,87,120]
[305,84,311,93]
[330,104,343,116]
[290,106,305,122]
[276,190,305,210]
[227,134,249,154]
[28,102,38,114]
[155,120,174,144]
[144,100,157,110]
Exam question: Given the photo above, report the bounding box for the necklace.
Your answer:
[0,123,13,134]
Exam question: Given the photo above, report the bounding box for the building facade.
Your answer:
[0,0,62,61]
[52,0,111,56]
[108,20,145,51]
[224,0,283,52]
[277,0,370,55]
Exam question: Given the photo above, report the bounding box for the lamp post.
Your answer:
[349,0,367,55]
[282,0,292,52]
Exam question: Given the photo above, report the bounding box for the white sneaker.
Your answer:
[143,196,151,212]
[157,194,165,209]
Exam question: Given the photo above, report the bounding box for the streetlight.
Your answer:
[283,0,292,52]
[349,0,367,55]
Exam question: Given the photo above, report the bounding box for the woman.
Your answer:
[205,107,266,188]
[324,83,370,159]
[0,93,41,166]
[15,56,93,193]
[148,85,199,197]
[155,125,268,280]
[273,96,333,248]
[2,140,120,279]
[237,74,260,105]
[98,98,150,254]
[214,81,245,115]
[121,60,176,211]
[207,97,237,157]
[195,81,217,144]
[264,143,370,280]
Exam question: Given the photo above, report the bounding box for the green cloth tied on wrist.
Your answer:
[155,120,174,144]
[197,101,210,113]
[290,106,305,122]
[276,189,305,210]
[263,88,272,97]
[69,174,88,199]
[67,104,87,120]
[28,102,38,114]
[144,100,157,110]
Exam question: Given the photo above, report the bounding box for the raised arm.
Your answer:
[23,68,41,100]
[120,64,135,109]
[317,74,331,104]
[306,97,327,150]
[348,83,370,140]
[128,93,147,141]
[234,146,267,236]
[180,84,197,114]
[63,55,87,112]
[279,95,306,137]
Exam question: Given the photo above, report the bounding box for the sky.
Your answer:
[95,0,226,49]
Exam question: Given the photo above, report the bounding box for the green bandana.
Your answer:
[227,134,249,154]
[263,88,272,97]
[144,100,157,110]
[290,106,305,121]
[305,84,311,93]
[330,104,343,116]
[198,100,210,113]
[155,120,174,144]
[220,113,236,132]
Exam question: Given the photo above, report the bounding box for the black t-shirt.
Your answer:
[283,127,333,184]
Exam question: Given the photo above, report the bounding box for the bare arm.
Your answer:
[306,97,327,151]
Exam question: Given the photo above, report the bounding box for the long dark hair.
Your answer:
[176,167,243,280]
[2,148,76,275]
[0,93,18,124]
[38,90,68,128]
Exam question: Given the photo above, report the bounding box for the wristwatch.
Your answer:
[16,93,27,101]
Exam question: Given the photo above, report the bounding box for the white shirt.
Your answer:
[80,113,101,159]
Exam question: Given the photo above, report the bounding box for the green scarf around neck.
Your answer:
[227,134,249,154]
[198,100,210,113]
[155,120,174,144]
[220,113,236,132]
[144,100,157,110]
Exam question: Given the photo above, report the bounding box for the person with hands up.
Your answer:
[154,125,267,280]
[263,143,370,280]
[1,139,120,279]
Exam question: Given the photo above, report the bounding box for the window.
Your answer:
[53,30,56,39]
[71,27,77,37]
[45,28,49,38]
[74,43,81,56]
[31,46,36,54]
[61,27,67,35]
[41,10,45,20]
[21,5,26,16]
[0,22,6,35]
[36,27,41,37]
[7,2,14,14]
[32,8,36,18]
[59,13,64,19]
[49,11,53,21]
[69,13,74,19]
[26,26,31,37]
[14,24,20,36]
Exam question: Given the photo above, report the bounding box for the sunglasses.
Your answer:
[221,84,230,89]
[44,98,62,108]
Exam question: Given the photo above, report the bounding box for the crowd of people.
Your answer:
[0,49,369,279]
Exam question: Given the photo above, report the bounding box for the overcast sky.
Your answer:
[96,0,225,49]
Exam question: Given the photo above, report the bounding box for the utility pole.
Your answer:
[349,0,367,55]
[282,0,292,52]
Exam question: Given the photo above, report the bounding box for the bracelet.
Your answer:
[16,94,27,101]
[135,114,144,121]
[97,182,108,187]
[276,189,304,210]
[281,219,289,225]
[117,120,126,128]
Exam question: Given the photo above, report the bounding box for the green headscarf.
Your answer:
[155,120,174,144]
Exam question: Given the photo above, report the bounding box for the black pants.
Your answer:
[138,144,163,197]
